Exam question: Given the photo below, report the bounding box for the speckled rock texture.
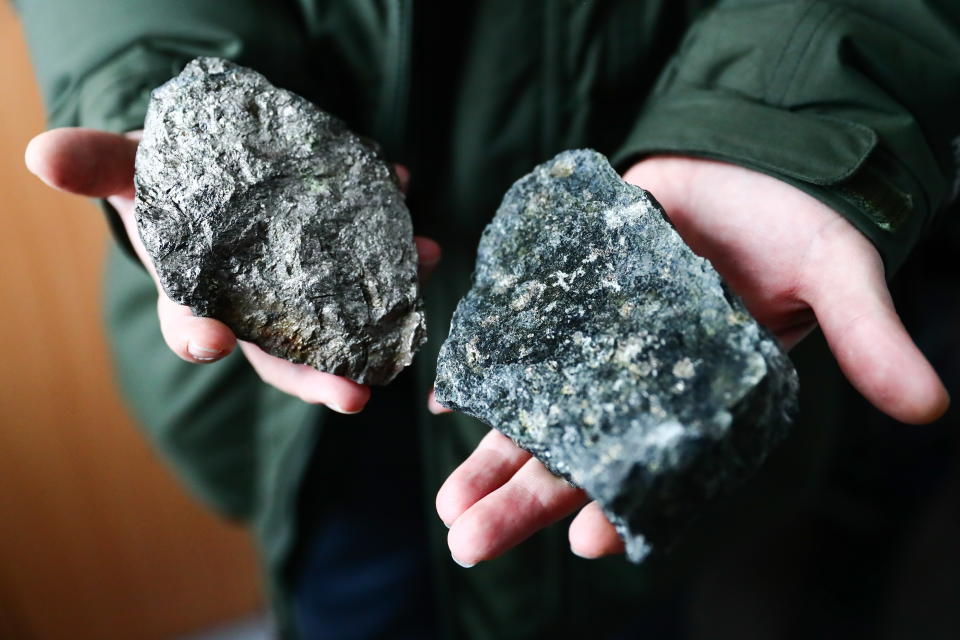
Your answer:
[435,149,798,562]
[135,57,424,385]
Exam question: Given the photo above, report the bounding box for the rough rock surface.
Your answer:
[135,57,424,385]
[435,149,798,562]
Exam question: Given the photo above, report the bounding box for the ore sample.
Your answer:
[135,57,424,384]
[435,149,798,562]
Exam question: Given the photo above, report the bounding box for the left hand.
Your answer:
[432,156,949,567]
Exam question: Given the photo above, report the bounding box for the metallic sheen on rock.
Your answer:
[435,150,798,562]
[135,57,425,385]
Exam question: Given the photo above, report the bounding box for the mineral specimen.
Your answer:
[135,57,424,385]
[435,150,798,562]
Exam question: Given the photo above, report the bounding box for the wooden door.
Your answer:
[0,5,263,638]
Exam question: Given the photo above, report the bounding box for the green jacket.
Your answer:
[16,1,960,638]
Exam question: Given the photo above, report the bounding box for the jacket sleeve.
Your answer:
[13,0,318,522]
[15,0,313,132]
[612,0,960,275]
[15,0,318,261]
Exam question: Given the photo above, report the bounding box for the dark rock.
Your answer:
[135,57,425,385]
[435,149,798,562]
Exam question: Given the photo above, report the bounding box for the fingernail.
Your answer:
[570,547,592,560]
[328,403,362,415]
[451,552,475,569]
[188,342,223,361]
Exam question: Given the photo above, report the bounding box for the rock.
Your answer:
[134,57,425,385]
[435,149,798,562]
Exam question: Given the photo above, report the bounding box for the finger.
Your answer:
[446,457,588,567]
[390,163,439,281]
[117,195,242,368]
[394,164,410,194]
[25,128,139,199]
[239,342,371,414]
[807,247,949,424]
[621,156,690,219]
[414,236,441,282]
[436,430,530,526]
[568,501,624,559]
[157,295,236,363]
[427,387,452,415]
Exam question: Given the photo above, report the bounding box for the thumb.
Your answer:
[807,247,948,424]
[25,127,139,199]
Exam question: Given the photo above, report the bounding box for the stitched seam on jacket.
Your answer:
[764,0,819,105]
[764,2,842,107]
[773,3,845,107]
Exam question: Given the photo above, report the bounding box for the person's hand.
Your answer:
[434,155,949,567]
[25,127,440,414]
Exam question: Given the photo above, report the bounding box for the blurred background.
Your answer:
[0,4,265,638]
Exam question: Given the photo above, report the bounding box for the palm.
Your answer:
[436,156,948,566]
[26,127,439,413]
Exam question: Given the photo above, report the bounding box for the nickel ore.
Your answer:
[135,57,425,385]
[435,149,798,562]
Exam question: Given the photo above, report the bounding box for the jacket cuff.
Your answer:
[611,89,929,276]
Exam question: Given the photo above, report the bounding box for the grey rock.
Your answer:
[435,149,798,562]
[135,57,425,385]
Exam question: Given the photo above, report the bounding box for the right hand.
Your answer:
[26,127,440,414]
[433,155,950,567]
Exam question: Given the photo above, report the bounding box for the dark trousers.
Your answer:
[289,370,437,640]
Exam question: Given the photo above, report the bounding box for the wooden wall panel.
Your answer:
[0,5,263,638]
